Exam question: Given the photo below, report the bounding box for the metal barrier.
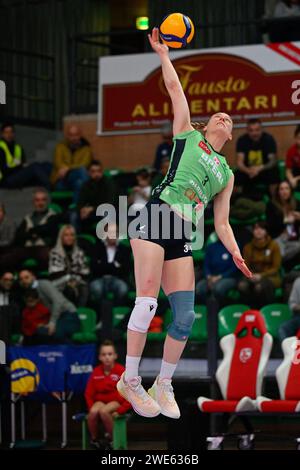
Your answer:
[68,30,146,114]
[0,47,55,128]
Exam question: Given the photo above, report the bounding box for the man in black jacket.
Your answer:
[73,160,117,232]
[90,223,130,308]
[0,271,20,343]
[0,188,60,271]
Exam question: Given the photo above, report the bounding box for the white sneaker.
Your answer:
[148,376,180,419]
[117,373,161,418]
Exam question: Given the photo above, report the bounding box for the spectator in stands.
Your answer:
[75,160,116,232]
[266,180,300,268]
[195,238,239,305]
[153,122,173,171]
[129,168,152,212]
[235,118,279,198]
[285,125,300,189]
[0,271,20,338]
[1,188,59,271]
[90,223,130,312]
[274,0,300,17]
[0,203,15,255]
[21,289,51,345]
[49,225,89,306]
[238,221,282,308]
[0,271,15,306]
[18,269,80,343]
[51,125,92,202]
[151,157,170,190]
[85,340,131,450]
[278,275,300,342]
[0,122,51,189]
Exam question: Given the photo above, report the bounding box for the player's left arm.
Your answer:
[213,175,252,278]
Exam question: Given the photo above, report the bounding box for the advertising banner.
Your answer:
[98,42,300,135]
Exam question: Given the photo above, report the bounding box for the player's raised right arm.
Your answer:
[148,27,193,136]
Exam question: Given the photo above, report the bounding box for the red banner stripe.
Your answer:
[267,42,300,67]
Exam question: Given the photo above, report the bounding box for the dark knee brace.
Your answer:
[167,291,195,341]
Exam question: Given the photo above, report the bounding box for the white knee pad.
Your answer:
[127,296,158,333]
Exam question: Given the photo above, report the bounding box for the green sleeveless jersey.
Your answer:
[152,129,233,226]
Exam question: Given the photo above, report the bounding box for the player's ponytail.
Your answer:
[191,121,207,132]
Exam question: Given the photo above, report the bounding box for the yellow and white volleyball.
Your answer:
[10,358,40,394]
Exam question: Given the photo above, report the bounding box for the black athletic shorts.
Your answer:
[128,197,193,261]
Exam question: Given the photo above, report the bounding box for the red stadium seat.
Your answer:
[257,331,300,413]
[198,310,273,413]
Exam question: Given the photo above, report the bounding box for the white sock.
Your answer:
[125,355,141,381]
[159,360,177,380]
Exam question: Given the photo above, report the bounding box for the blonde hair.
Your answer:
[54,224,77,254]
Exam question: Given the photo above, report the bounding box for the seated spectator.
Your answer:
[238,221,282,308]
[1,188,59,271]
[153,121,173,171]
[128,168,152,213]
[18,269,80,343]
[0,271,20,341]
[266,180,300,268]
[0,203,15,255]
[235,118,279,199]
[151,157,170,191]
[21,289,51,345]
[85,340,131,450]
[51,125,92,202]
[196,238,239,305]
[278,276,300,342]
[49,225,89,306]
[90,224,130,313]
[286,125,300,189]
[0,122,51,189]
[274,0,300,17]
[0,271,15,306]
[74,160,117,232]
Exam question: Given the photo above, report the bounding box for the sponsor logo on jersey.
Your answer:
[94,373,120,381]
[198,153,224,185]
[184,188,204,212]
[189,179,208,204]
[111,374,120,381]
[198,141,211,155]
[184,188,197,201]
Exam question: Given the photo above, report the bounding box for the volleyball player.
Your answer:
[117,28,252,419]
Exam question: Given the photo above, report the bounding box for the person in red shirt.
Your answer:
[21,289,50,344]
[85,340,131,449]
[286,125,300,189]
